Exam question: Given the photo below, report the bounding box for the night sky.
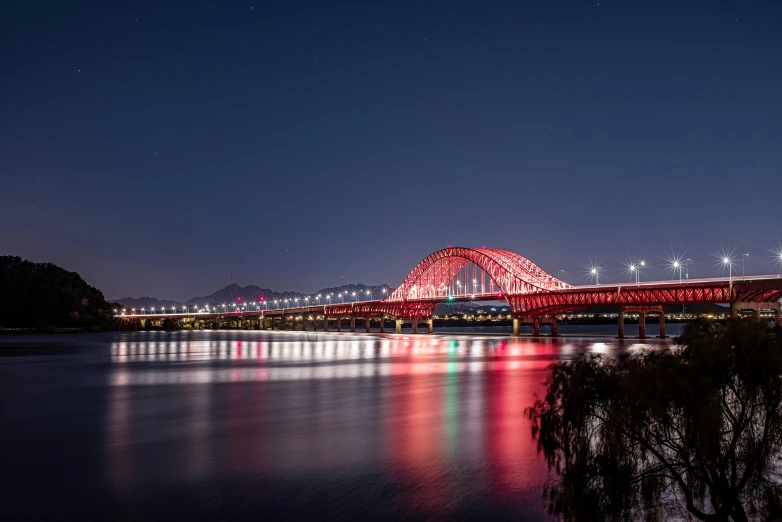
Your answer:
[2,1,781,300]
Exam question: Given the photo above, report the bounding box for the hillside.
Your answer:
[0,256,116,330]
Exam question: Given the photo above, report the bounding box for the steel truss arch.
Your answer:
[382,247,568,314]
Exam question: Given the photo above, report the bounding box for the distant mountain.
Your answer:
[0,256,117,329]
[114,282,392,309]
[110,296,182,310]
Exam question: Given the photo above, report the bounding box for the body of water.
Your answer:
[0,328,681,520]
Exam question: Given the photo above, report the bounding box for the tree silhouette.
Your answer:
[527,319,782,521]
[0,256,114,328]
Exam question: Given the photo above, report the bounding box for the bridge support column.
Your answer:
[512,317,520,337]
[551,318,558,337]
[752,309,762,322]
[658,312,666,338]
[532,318,540,337]
[638,312,647,340]
[379,317,385,333]
[776,309,781,325]
[426,319,433,334]
[350,317,356,332]
[618,309,625,339]
[731,302,739,319]
[412,322,419,334]
[395,319,402,334]
[365,318,371,332]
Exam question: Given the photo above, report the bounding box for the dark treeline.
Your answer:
[0,256,117,330]
[528,319,782,521]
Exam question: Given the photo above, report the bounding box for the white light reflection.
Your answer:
[107,334,575,386]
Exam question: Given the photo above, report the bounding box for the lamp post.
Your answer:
[723,257,732,282]
[590,267,599,286]
[742,253,749,280]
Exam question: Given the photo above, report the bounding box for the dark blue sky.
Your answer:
[2,1,781,300]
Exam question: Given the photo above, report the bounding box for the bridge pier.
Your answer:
[532,317,540,337]
[395,319,402,334]
[425,318,433,334]
[777,309,781,325]
[638,311,646,340]
[512,317,520,337]
[365,318,371,332]
[379,317,385,333]
[659,312,666,338]
[617,309,625,339]
[412,322,419,334]
[350,317,356,332]
[551,318,558,337]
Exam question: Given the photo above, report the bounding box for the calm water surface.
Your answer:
[0,326,681,521]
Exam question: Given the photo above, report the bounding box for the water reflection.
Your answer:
[108,335,599,385]
[102,331,655,520]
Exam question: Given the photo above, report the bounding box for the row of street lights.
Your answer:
[117,288,389,316]
[586,251,777,286]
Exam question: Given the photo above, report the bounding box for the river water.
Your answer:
[0,326,682,521]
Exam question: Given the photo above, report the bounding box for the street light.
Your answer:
[590,267,600,286]
[742,253,749,280]
[629,264,638,285]
[673,260,682,282]
[723,257,733,281]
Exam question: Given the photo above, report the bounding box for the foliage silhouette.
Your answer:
[0,256,116,329]
[527,319,782,521]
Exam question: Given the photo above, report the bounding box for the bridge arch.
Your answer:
[383,247,568,305]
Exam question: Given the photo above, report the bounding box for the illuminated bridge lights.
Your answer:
[116,247,782,323]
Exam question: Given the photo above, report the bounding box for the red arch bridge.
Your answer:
[121,247,782,339]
